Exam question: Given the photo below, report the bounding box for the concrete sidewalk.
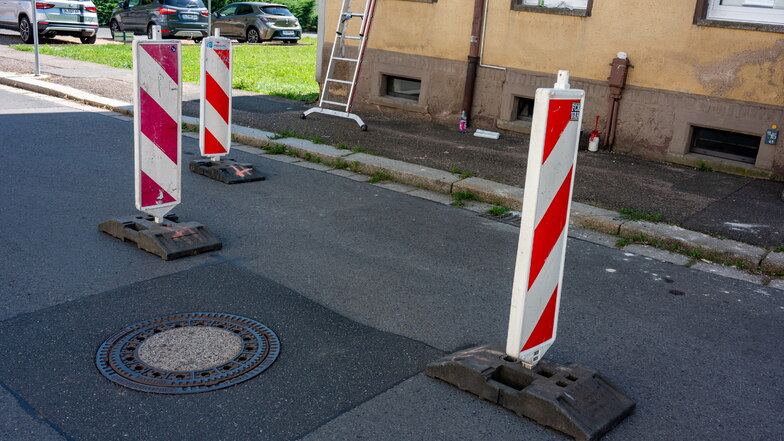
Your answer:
[0,44,782,280]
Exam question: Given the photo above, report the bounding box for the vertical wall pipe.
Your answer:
[461,0,485,125]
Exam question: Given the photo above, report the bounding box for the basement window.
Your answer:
[385,75,421,101]
[513,0,592,15]
[690,126,761,164]
[514,96,535,121]
[519,0,588,9]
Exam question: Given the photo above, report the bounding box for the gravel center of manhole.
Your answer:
[137,327,242,371]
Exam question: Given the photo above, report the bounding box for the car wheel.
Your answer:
[110,20,121,39]
[147,23,154,40]
[80,35,97,44]
[18,16,34,44]
[246,27,260,44]
[194,37,203,44]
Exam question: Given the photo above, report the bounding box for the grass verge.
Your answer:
[12,39,320,101]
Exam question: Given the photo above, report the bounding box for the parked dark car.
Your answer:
[109,0,208,41]
[211,2,300,44]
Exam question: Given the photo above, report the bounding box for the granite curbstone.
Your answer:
[345,153,459,193]
[451,177,524,211]
[760,251,784,274]
[619,221,767,268]
[273,138,354,166]
[570,202,625,236]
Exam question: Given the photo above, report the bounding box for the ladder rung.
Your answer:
[322,100,348,106]
[343,13,365,17]
[333,57,358,62]
[327,79,353,84]
[343,36,362,40]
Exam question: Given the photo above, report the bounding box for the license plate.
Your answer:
[281,30,294,36]
[181,13,197,20]
[61,8,80,14]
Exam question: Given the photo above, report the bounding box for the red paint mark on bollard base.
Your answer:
[522,285,559,351]
[140,171,176,207]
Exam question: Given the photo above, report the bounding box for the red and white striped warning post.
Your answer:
[190,30,264,184]
[506,70,585,367]
[419,71,634,438]
[100,32,222,260]
[199,32,232,160]
[133,37,182,223]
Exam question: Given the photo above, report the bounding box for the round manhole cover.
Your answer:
[96,313,280,394]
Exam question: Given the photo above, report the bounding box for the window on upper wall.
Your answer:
[517,0,589,10]
[706,0,784,25]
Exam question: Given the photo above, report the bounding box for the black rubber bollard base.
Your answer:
[189,158,265,184]
[425,344,635,441]
[99,215,222,260]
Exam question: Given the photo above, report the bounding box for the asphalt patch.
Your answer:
[0,263,443,440]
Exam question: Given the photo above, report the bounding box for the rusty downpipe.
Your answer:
[602,52,632,150]
[461,0,485,127]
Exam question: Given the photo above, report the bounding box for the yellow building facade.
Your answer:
[319,0,784,177]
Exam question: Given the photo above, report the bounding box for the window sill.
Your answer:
[511,4,590,17]
[368,95,428,114]
[496,119,532,135]
[695,18,784,33]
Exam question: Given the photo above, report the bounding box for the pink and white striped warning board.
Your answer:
[199,37,232,158]
[133,40,182,220]
[506,71,585,367]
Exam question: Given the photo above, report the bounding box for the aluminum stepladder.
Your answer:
[301,0,377,131]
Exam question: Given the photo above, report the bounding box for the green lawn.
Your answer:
[13,39,319,101]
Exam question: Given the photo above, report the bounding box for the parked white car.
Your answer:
[0,0,99,44]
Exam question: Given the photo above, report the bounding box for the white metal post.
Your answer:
[31,0,40,76]
[505,70,585,368]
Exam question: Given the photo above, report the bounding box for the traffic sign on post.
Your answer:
[99,36,222,260]
[425,71,634,440]
[133,38,182,223]
[506,70,584,368]
[190,30,265,184]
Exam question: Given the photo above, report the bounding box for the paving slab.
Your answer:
[276,138,354,164]
[407,188,454,205]
[326,168,371,181]
[567,226,620,248]
[372,181,417,193]
[293,161,333,171]
[768,278,784,291]
[0,263,443,441]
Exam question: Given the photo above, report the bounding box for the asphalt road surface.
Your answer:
[0,86,782,440]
